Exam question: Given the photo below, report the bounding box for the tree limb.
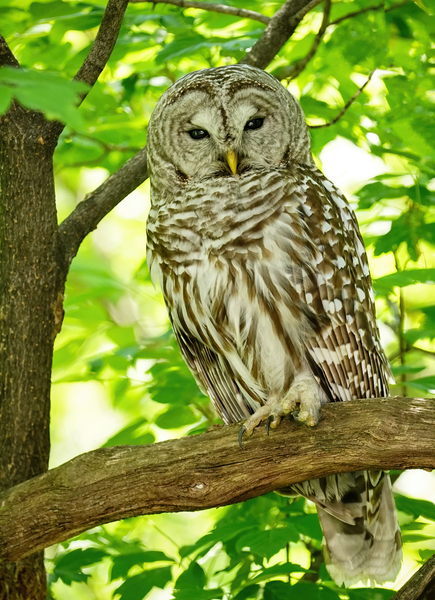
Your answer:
[240,0,324,70]
[0,396,433,563]
[73,0,130,103]
[274,0,331,81]
[131,0,270,25]
[392,553,435,600]
[0,34,20,68]
[58,146,148,271]
[309,69,375,129]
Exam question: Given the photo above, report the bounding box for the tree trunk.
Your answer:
[0,105,62,599]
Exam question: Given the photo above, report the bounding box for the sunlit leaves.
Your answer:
[49,548,109,585]
[0,66,88,125]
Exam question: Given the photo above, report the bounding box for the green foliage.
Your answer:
[3,0,435,597]
[0,67,88,126]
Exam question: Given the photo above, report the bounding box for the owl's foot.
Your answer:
[238,377,323,448]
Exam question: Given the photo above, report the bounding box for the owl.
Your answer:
[146,64,402,587]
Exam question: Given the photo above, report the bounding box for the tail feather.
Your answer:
[317,471,402,586]
[286,470,402,587]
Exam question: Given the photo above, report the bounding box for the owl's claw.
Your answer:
[266,415,275,436]
[238,425,246,450]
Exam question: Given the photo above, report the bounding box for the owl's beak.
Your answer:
[226,149,238,175]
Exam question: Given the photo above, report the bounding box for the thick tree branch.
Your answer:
[240,0,324,69]
[132,0,270,25]
[0,397,433,563]
[0,34,19,68]
[274,0,331,81]
[58,146,148,271]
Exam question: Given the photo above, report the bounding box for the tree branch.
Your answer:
[73,0,130,103]
[131,0,270,25]
[0,35,20,68]
[240,0,324,70]
[274,0,331,81]
[58,146,148,271]
[0,397,433,563]
[309,69,375,129]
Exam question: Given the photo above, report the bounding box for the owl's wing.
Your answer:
[171,321,259,424]
[282,167,393,402]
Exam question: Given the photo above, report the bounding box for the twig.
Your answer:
[394,254,408,396]
[0,396,434,563]
[73,0,130,104]
[275,0,331,81]
[0,35,20,68]
[330,0,409,26]
[391,553,435,600]
[309,69,375,129]
[58,146,148,272]
[240,0,324,70]
[131,0,270,25]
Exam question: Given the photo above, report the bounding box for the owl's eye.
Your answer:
[244,117,264,131]
[188,129,210,140]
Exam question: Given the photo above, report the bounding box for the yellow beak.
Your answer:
[226,149,238,175]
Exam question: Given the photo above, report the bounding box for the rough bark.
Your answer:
[0,107,62,598]
[0,396,433,564]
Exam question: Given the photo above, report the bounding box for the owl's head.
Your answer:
[147,65,313,187]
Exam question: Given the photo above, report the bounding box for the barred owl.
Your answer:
[146,64,402,586]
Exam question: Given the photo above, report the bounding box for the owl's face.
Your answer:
[147,65,313,187]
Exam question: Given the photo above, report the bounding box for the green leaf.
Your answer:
[110,551,173,581]
[236,527,300,560]
[155,405,199,429]
[420,549,435,561]
[391,365,426,376]
[374,269,435,293]
[114,566,172,600]
[233,585,261,600]
[102,419,154,447]
[347,589,395,599]
[249,563,307,585]
[175,562,206,591]
[264,581,292,600]
[405,376,435,394]
[0,66,88,127]
[51,548,108,585]
[395,494,435,520]
[0,86,12,114]
[356,182,411,209]
[173,589,224,600]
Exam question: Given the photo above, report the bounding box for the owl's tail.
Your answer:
[315,470,402,587]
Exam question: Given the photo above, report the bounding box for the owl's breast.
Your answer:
[147,168,304,265]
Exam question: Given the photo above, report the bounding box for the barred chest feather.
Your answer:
[147,165,376,401]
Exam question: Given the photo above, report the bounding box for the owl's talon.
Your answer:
[238,425,246,450]
[266,415,275,436]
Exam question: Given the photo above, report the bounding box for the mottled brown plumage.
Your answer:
[146,64,402,586]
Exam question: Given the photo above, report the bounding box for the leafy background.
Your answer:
[1,0,435,598]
